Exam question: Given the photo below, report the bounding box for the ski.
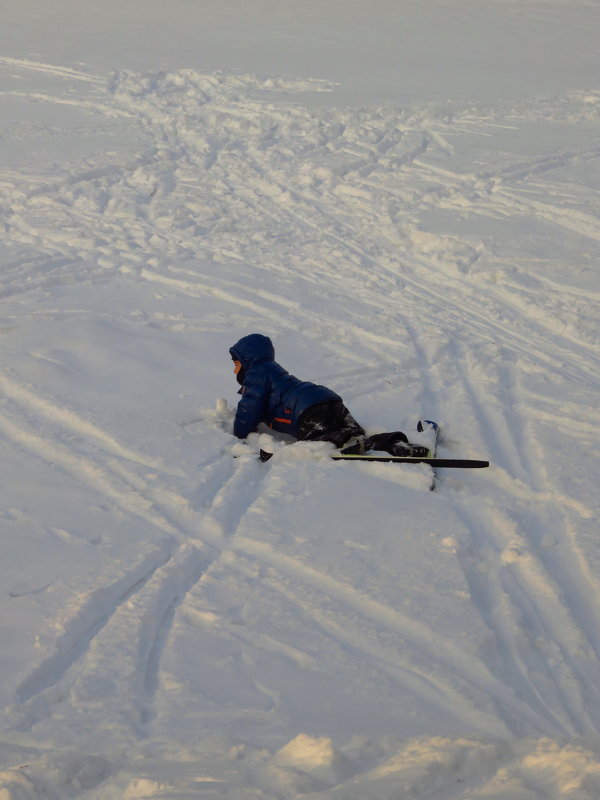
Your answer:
[329,453,489,468]
[417,419,438,455]
[417,419,439,490]
[257,419,488,471]
[259,449,488,469]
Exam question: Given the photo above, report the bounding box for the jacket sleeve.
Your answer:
[233,369,269,438]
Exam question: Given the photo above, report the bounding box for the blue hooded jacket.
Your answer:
[229,334,340,439]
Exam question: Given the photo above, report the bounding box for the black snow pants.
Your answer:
[297,399,365,449]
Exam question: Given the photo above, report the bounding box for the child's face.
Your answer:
[233,360,242,376]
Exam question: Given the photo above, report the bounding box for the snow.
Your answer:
[1,0,599,797]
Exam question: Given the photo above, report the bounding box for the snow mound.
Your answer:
[274,733,354,785]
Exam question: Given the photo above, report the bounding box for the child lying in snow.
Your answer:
[229,333,427,457]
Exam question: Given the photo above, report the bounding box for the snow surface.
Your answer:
[1,0,600,797]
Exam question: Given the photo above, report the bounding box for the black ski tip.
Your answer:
[259,449,274,462]
[417,419,439,433]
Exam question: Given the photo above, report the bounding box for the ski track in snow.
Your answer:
[0,375,275,740]
[1,55,600,798]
